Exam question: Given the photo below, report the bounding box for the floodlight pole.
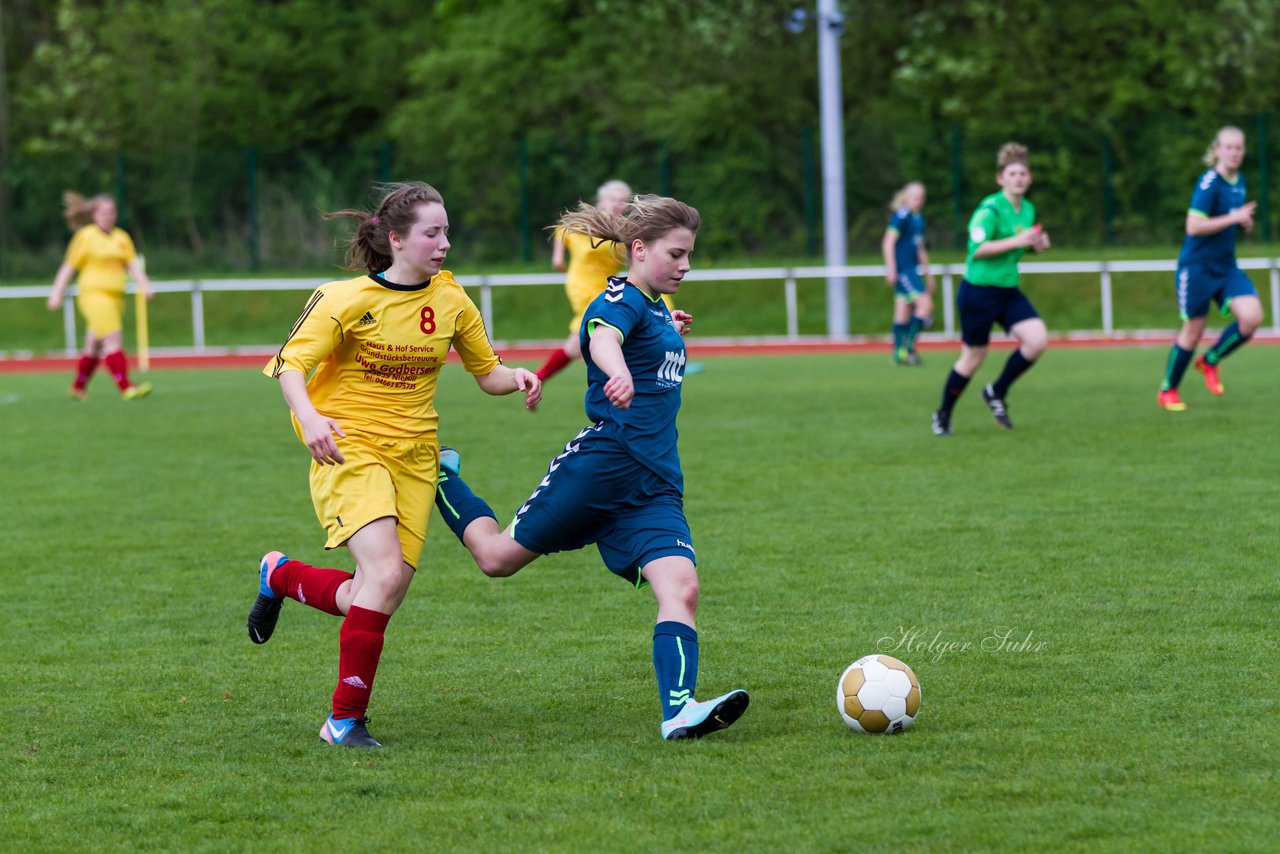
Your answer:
[817,0,848,339]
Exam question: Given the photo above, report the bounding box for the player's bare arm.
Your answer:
[1186,201,1255,237]
[588,325,633,409]
[278,370,346,465]
[475,365,542,409]
[47,262,76,311]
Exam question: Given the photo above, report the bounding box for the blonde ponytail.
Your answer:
[557,194,699,263]
[62,191,113,230]
[1203,126,1245,167]
[889,181,924,210]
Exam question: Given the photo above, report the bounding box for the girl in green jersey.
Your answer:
[932,143,1051,435]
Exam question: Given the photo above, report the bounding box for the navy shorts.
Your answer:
[1176,264,1256,320]
[509,425,695,587]
[894,269,926,301]
[958,280,1040,347]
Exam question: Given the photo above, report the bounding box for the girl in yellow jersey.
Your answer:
[247,182,541,748]
[536,180,632,383]
[46,192,153,400]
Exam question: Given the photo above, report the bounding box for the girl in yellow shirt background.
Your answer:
[46,192,154,400]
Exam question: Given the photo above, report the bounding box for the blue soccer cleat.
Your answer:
[439,445,461,476]
[320,715,382,748]
[246,550,288,645]
[661,689,750,741]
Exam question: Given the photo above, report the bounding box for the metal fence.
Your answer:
[5,260,1280,357]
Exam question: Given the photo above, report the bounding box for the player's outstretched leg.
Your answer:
[661,689,751,741]
[248,552,354,643]
[435,446,497,542]
[247,551,289,644]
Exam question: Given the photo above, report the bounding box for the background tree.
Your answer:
[3,0,1280,274]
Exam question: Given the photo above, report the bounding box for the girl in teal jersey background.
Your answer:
[881,181,936,365]
[1156,126,1261,411]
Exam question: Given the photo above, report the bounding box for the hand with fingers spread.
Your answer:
[671,309,694,336]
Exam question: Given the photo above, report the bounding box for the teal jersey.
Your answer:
[965,192,1037,287]
[1179,169,1246,271]
[888,207,926,272]
[580,277,688,490]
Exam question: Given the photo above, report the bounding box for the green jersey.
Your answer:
[965,192,1037,287]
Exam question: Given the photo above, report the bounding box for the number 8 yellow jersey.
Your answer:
[265,271,501,440]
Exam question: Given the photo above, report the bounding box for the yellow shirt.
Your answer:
[264,271,501,440]
[558,228,623,296]
[64,225,137,294]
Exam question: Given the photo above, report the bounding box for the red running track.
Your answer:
[0,335,1272,374]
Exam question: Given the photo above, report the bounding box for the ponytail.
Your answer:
[62,191,113,230]
[556,194,699,263]
[1204,126,1244,167]
[325,181,444,272]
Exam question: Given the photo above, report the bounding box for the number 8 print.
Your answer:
[420,305,436,334]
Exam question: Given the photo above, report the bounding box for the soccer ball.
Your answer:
[836,654,921,734]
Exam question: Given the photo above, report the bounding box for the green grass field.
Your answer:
[2,348,1277,851]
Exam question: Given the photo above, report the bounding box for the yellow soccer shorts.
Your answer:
[76,290,125,338]
[566,280,606,334]
[307,434,439,569]
[566,282,676,333]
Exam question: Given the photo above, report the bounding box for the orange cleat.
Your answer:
[1157,389,1187,411]
[1194,357,1224,395]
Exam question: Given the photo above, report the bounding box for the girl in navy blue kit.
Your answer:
[1157,126,1261,411]
[434,195,749,741]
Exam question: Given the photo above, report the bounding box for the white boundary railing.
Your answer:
[5,259,1280,356]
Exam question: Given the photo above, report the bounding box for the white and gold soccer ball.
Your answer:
[836,654,921,734]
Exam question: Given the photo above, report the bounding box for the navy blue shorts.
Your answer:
[894,269,926,301]
[958,280,1040,347]
[509,425,695,587]
[1176,264,1256,320]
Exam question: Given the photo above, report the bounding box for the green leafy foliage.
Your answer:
[3,1,1280,271]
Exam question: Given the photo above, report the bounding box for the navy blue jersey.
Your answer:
[1179,169,1247,270]
[888,207,926,272]
[579,277,686,490]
